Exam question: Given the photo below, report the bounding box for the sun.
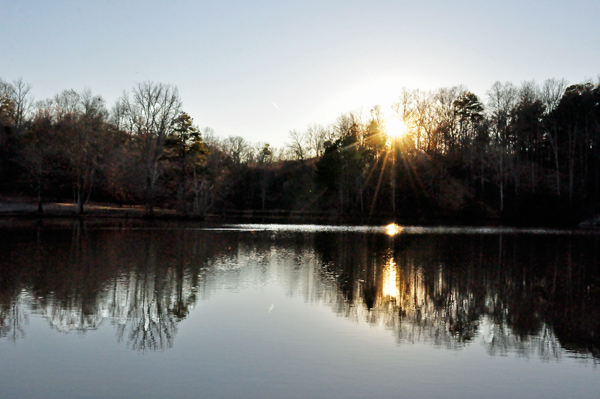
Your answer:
[385,118,407,138]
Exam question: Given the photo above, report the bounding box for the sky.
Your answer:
[1,0,599,147]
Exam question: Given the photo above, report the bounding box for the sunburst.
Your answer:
[385,118,407,139]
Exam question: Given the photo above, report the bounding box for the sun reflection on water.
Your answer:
[382,259,399,299]
[385,223,403,236]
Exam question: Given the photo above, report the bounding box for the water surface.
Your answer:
[1,220,599,398]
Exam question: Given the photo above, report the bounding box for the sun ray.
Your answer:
[369,150,390,218]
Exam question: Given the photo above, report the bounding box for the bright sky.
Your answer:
[1,0,598,147]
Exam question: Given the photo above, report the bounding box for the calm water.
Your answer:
[1,220,599,398]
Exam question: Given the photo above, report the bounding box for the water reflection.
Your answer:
[0,221,205,351]
[0,221,599,360]
[385,223,403,236]
[381,256,399,299]
[312,229,600,360]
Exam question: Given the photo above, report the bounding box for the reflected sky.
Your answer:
[1,221,599,398]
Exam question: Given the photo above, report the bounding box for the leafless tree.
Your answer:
[201,127,218,148]
[540,78,568,114]
[519,80,540,103]
[305,123,328,157]
[391,88,414,125]
[332,113,354,141]
[109,95,128,132]
[540,78,568,196]
[121,82,182,215]
[9,78,34,132]
[249,141,272,164]
[269,146,288,162]
[53,88,110,214]
[487,81,518,211]
[0,79,15,171]
[287,129,307,161]
[394,89,436,153]
[433,86,465,152]
[19,100,57,213]
[223,135,250,164]
[54,88,82,116]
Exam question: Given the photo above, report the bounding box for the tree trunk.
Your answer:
[37,184,43,214]
[177,154,186,215]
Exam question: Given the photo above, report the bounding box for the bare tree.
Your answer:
[433,86,465,152]
[391,87,414,126]
[0,79,15,177]
[201,127,218,148]
[540,78,567,114]
[122,82,182,215]
[305,124,328,157]
[222,135,250,164]
[53,88,109,214]
[332,113,354,141]
[10,78,34,133]
[109,95,128,132]
[19,100,57,213]
[54,88,81,116]
[394,88,437,153]
[190,139,228,216]
[269,145,287,162]
[519,80,540,103]
[487,81,518,212]
[540,78,568,196]
[287,129,307,161]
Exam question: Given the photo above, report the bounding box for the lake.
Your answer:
[1,220,599,398]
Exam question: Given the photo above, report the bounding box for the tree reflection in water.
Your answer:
[0,221,204,351]
[313,230,600,359]
[0,221,598,359]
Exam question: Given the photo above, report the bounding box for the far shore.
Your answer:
[0,196,177,219]
[1,196,594,228]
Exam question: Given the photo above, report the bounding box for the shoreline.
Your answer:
[0,197,592,228]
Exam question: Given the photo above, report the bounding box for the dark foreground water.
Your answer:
[1,220,599,398]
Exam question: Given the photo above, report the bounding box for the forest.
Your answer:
[1,77,599,224]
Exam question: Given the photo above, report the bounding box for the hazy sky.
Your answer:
[1,0,598,146]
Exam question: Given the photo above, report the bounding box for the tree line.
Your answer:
[1,76,599,222]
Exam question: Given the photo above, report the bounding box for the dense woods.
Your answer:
[1,77,599,223]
